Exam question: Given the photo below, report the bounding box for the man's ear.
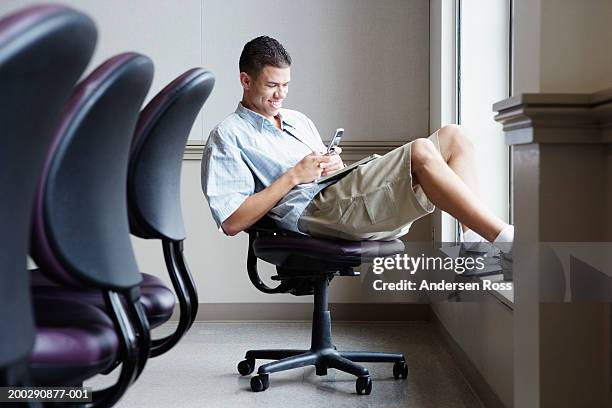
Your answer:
[239,72,251,90]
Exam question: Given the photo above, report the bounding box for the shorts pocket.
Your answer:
[338,196,364,226]
[363,184,398,224]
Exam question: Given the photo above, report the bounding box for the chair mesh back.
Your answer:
[0,5,96,367]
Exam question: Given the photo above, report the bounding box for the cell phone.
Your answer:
[326,128,344,155]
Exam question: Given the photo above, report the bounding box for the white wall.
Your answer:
[514,0,612,94]
[202,0,430,143]
[540,0,612,93]
[0,0,206,139]
[1,0,430,143]
[513,0,541,94]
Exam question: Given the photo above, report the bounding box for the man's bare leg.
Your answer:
[410,136,507,243]
[435,125,482,233]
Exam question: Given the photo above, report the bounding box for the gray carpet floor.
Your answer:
[86,321,484,408]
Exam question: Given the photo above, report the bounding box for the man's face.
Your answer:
[241,65,290,121]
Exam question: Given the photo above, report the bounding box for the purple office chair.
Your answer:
[32,68,215,359]
[29,52,154,407]
[238,218,408,395]
[0,4,96,390]
[129,68,215,356]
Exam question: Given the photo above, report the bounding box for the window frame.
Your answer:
[454,0,514,240]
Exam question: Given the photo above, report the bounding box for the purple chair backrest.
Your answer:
[30,53,153,290]
[129,68,215,241]
[0,4,96,375]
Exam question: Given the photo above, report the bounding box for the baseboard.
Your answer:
[171,302,431,322]
[432,311,507,408]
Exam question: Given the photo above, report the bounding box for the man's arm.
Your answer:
[221,151,342,235]
[221,171,296,236]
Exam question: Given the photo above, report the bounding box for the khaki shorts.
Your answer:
[298,131,441,241]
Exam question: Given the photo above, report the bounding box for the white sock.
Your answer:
[493,224,514,254]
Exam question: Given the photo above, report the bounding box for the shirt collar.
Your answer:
[236,102,295,132]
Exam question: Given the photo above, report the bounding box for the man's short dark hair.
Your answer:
[239,36,291,78]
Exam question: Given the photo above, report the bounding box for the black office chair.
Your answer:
[237,218,409,395]
[29,52,154,406]
[0,4,96,390]
[129,67,215,356]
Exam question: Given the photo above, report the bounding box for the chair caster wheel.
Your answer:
[393,361,408,379]
[237,359,255,376]
[250,374,269,392]
[356,376,372,395]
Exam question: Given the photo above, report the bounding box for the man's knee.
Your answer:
[411,138,440,172]
[438,124,473,159]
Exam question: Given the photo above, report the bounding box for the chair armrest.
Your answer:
[244,216,292,294]
[247,231,292,294]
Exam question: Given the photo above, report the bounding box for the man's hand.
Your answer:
[320,147,344,176]
[289,149,344,184]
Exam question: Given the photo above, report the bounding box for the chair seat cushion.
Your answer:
[254,235,405,269]
[138,273,177,325]
[31,270,175,328]
[30,298,119,385]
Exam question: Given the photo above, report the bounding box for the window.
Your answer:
[458,0,512,230]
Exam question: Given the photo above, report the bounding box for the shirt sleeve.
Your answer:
[201,131,255,230]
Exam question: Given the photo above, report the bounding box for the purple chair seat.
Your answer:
[253,235,405,270]
[30,298,119,385]
[31,270,175,328]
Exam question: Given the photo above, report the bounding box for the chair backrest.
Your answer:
[129,68,215,241]
[0,5,96,372]
[31,53,154,290]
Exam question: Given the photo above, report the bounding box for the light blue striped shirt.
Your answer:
[201,103,335,234]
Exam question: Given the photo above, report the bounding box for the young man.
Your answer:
[201,36,513,255]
